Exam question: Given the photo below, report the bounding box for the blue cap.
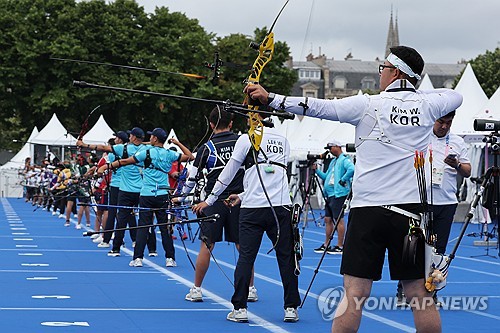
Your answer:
[147,128,168,143]
[113,131,129,143]
[127,127,145,139]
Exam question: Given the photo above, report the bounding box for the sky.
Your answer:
[132,0,500,64]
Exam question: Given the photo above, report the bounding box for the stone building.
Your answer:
[287,10,466,99]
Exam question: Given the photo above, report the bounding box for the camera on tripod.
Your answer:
[306,151,329,161]
[474,119,500,151]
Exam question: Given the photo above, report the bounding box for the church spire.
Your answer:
[394,9,400,46]
[385,6,400,58]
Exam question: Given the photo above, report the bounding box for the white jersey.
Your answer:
[206,127,291,208]
[270,80,463,208]
[428,132,469,205]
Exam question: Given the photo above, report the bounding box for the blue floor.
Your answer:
[0,198,499,332]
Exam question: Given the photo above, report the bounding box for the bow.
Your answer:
[77,104,101,154]
[245,0,289,151]
[243,1,290,255]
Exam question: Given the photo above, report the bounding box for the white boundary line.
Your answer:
[121,247,293,333]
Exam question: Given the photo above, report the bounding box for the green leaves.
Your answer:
[0,0,296,153]
[469,48,500,98]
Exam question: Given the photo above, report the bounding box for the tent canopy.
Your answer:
[82,115,114,145]
[30,114,76,146]
[450,64,489,141]
[418,74,435,90]
[0,127,39,170]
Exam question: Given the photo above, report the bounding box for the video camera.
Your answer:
[474,119,500,132]
[306,151,329,160]
[474,119,500,151]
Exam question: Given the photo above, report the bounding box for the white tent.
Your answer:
[473,85,500,120]
[0,127,39,197]
[450,63,489,141]
[164,128,181,151]
[0,127,39,170]
[30,113,76,146]
[82,115,114,145]
[418,74,435,90]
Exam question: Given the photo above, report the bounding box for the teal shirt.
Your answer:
[112,143,146,193]
[133,145,181,197]
[107,153,121,188]
[316,153,354,198]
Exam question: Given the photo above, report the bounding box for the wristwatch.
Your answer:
[267,92,275,105]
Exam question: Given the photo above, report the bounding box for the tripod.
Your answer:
[470,138,500,258]
[449,164,500,265]
[298,160,329,233]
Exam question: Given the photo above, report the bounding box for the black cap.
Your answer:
[113,131,129,143]
[127,127,145,139]
[147,128,168,143]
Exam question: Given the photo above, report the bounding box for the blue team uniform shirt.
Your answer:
[107,152,121,188]
[112,143,146,193]
[316,153,354,198]
[133,145,181,197]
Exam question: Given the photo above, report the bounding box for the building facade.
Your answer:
[287,10,466,99]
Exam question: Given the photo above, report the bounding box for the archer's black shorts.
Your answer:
[199,200,240,245]
[340,204,425,281]
[325,195,348,220]
[95,191,109,211]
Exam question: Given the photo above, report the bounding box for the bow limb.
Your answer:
[245,0,289,151]
[77,104,102,155]
[78,104,102,141]
[244,1,290,256]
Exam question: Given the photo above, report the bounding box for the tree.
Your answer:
[468,47,499,98]
[0,0,296,154]
[454,47,499,98]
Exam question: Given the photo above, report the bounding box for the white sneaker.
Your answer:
[166,258,177,267]
[97,242,110,248]
[76,224,82,230]
[90,233,99,239]
[248,286,259,302]
[129,258,143,267]
[59,214,65,219]
[86,223,91,227]
[92,235,103,244]
[148,252,158,257]
[284,307,299,322]
[185,286,203,302]
[64,221,70,227]
[52,211,58,216]
[226,308,248,323]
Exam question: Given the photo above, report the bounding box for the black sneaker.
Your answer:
[313,244,327,253]
[107,250,120,257]
[327,246,343,254]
